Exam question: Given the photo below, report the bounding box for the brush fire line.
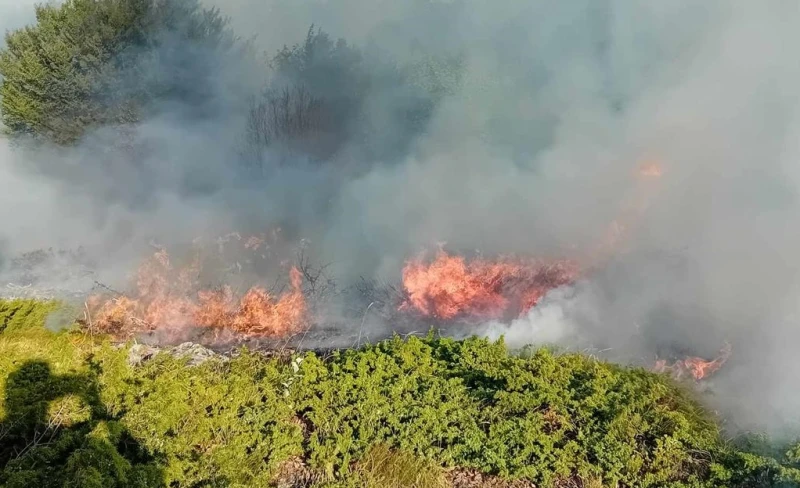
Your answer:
[87,246,307,340]
[82,161,729,381]
[83,243,731,381]
[399,249,579,321]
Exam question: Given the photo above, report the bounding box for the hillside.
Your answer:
[1,299,799,487]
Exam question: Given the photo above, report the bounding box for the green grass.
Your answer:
[0,299,62,334]
[0,299,799,487]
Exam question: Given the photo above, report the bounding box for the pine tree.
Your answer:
[0,0,237,144]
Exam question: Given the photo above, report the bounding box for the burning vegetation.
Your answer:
[27,159,728,382]
[400,249,579,321]
[86,234,308,341]
[3,0,800,484]
[78,241,734,383]
[653,342,733,381]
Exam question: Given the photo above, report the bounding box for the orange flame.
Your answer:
[653,342,732,381]
[400,249,579,320]
[89,243,306,340]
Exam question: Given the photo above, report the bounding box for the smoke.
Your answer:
[2,0,800,433]
[482,285,582,347]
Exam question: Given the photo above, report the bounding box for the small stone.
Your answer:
[128,343,160,366]
[169,342,226,367]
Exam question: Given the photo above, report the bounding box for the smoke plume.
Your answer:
[2,0,800,435]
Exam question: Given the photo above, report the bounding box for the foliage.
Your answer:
[271,26,362,91]
[1,299,799,487]
[0,301,161,487]
[238,26,367,167]
[241,84,331,169]
[0,0,237,144]
[0,299,60,333]
[402,50,464,100]
[241,26,464,167]
[105,351,304,486]
[293,335,725,486]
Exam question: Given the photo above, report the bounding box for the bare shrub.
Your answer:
[240,84,334,170]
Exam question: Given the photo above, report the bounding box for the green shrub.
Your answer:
[1,299,800,487]
[290,335,725,486]
[0,357,162,487]
[106,351,303,486]
[0,0,236,144]
[292,336,485,478]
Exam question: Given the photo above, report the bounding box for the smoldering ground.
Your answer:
[2,0,800,435]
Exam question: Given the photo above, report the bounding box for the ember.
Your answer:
[400,249,579,321]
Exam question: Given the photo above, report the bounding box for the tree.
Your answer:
[243,25,465,167]
[270,25,365,102]
[241,85,331,171]
[238,26,366,168]
[0,0,237,145]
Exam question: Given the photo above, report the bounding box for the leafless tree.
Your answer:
[240,84,332,171]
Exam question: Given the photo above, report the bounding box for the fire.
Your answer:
[638,161,664,178]
[89,243,307,340]
[400,249,579,321]
[653,342,732,381]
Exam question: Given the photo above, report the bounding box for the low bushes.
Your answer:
[0,299,799,487]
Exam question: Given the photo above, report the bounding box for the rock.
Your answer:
[128,343,161,366]
[125,341,231,368]
[169,342,226,367]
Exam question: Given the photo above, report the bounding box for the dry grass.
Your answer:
[578,476,605,488]
[355,444,447,488]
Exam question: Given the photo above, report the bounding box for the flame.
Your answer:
[653,342,732,381]
[638,161,664,178]
[400,249,579,320]
[89,242,306,340]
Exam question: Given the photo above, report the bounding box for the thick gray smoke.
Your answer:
[2,0,800,434]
